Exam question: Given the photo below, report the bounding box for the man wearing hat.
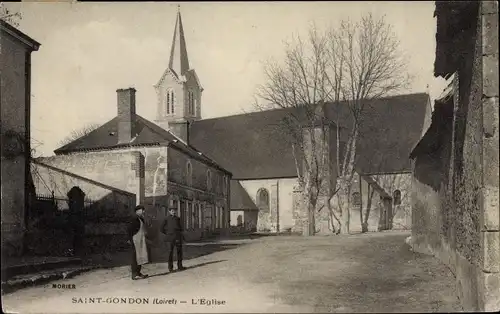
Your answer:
[161,204,186,272]
[127,205,150,280]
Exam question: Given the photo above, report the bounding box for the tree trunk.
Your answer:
[308,202,316,236]
[359,176,364,232]
[362,185,376,233]
[340,201,350,234]
[338,188,350,235]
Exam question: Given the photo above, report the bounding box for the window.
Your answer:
[199,203,204,228]
[220,207,225,228]
[352,192,361,206]
[193,203,199,229]
[186,161,192,186]
[207,170,212,191]
[215,206,219,229]
[193,96,197,116]
[185,201,191,230]
[211,205,216,230]
[257,188,270,211]
[188,90,196,115]
[393,190,402,206]
[170,198,178,211]
[179,200,186,227]
[166,89,175,115]
[216,207,222,229]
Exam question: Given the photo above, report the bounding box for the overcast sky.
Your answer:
[6,1,446,157]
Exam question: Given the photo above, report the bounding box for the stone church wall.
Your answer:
[239,178,297,232]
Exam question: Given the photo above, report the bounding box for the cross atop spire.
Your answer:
[168,6,190,76]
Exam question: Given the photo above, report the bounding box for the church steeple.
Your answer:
[168,6,190,77]
[155,5,203,143]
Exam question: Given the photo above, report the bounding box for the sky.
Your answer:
[5,1,447,157]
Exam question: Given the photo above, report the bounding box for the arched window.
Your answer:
[393,190,402,205]
[166,92,170,114]
[171,90,175,114]
[188,90,195,115]
[166,89,175,115]
[188,91,192,114]
[352,192,361,206]
[186,161,192,186]
[257,188,270,212]
[206,170,212,191]
[193,96,197,116]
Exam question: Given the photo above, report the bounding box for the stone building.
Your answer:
[1,20,40,256]
[41,8,431,241]
[41,12,232,243]
[409,1,499,311]
[136,8,430,234]
[190,93,431,234]
[41,87,231,243]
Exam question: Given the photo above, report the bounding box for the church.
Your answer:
[39,8,431,238]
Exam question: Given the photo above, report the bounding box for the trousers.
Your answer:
[167,237,183,269]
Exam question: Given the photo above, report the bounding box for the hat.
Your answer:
[135,205,145,211]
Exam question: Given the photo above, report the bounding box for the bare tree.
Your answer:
[256,26,335,236]
[59,123,100,147]
[0,3,22,27]
[257,13,411,236]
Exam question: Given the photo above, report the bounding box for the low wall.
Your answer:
[28,160,137,255]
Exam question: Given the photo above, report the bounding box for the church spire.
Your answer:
[168,6,190,76]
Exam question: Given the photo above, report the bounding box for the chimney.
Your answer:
[117,88,136,144]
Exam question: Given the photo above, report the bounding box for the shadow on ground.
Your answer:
[82,233,266,269]
[148,260,227,278]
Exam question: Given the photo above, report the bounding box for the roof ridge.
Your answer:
[194,92,430,123]
[54,117,118,153]
[134,114,172,142]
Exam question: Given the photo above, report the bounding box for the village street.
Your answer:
[2,231,462,313]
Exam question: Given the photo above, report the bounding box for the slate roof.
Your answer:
[345,93,431,174]
[1,20,41,51]
[190,108,299,180]
[190,93,430,179]
[410,95,454,159]
[56,93,429,180]
[54,114,231,174]
[230,180,258,211]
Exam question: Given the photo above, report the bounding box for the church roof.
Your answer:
[190,93,430,179]
[230,180,258,211]
[54,114,231,175]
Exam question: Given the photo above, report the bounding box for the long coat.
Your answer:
[127,215,150,265]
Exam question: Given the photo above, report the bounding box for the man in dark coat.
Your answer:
[161,205,186,272]
[127,205,150,280]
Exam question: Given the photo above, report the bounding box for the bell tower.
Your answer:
[155,5,203,143]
